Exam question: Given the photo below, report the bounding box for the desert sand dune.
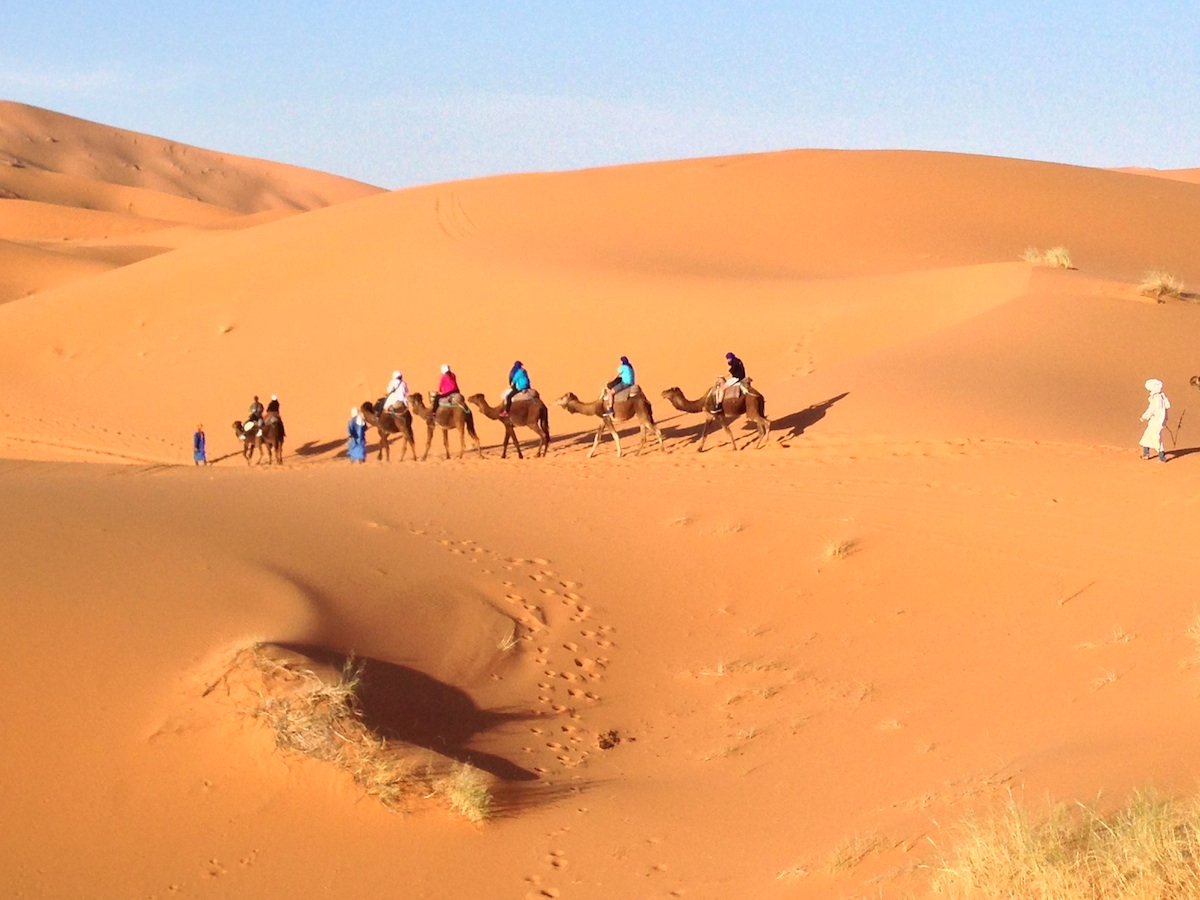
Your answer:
[3,112,1200,899]
[0,101,382,301]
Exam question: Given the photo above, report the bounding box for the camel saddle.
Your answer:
[609,384,640,403]
[708,378,752,410]
[438,391,468,411]
[510,387,539,402]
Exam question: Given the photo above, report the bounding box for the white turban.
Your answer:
[393,370,401,378]
[441,364,450,374]
[1146,379,1163,393]
[350,406,359,417]
[271,394,278,401]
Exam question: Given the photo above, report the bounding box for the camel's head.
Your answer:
[360,400,376,416]
[661,387,682,399]
[466,393,484,407]
[556,392,578,407]
[232,420,243,434]
[1191,375,1200,391]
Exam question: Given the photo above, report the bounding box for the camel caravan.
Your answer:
[233,354,772,466]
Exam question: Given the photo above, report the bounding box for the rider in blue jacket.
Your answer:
[502,360,531,417]
[604,356,635,414]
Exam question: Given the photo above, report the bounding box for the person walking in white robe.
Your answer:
[1139,378,1171,462]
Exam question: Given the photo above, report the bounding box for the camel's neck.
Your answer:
[474,397,503,418]
[567,398,604,415]
[666,390,706,413]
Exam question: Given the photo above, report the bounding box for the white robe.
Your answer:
[384,380,408,411]
[1139,391,1170,451]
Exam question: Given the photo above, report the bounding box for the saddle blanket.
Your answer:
[608,384,641,403]
[508,387,539,402]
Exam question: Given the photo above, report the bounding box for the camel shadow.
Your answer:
[294,437,346,458]
[277,643,538,783]
[773,392,850,441]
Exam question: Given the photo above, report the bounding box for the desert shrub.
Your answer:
[1022,247,1073,269]
[246,646,493,822]
[1139,270,1185,301]
[929,791,1200,898]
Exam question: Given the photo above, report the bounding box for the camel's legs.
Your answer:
[717,415,739,451]
[443,426,452,460]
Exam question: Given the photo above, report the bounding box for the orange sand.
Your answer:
[2,104,1200,899]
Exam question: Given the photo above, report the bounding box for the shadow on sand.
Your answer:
[293,437,347,458]
[772,392,850,442]
[278,642,538,783]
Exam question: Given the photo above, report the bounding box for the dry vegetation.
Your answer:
[929,791,1200,898]
[1022,246,1074,269]
[237,645,493,822]
[1138,270,1185,301]
[822,537,860,561]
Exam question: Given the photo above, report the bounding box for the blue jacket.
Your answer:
[510,365,530,392]
[617,362,635,386]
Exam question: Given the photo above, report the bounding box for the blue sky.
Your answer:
[2,2,1197,188]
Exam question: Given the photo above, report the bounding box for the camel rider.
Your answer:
[432,364,460,414]
[604,356,635,415]
[711,352,747,412]
[383,371,409,412]
[386,370,403,396]
[726,352,746,383]
[501,360,530,417]
[264,394,286,438]
[247,395,264,431]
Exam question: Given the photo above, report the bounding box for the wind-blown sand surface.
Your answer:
[2,104,1200,898]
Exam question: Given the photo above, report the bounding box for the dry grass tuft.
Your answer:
[1023,246,1073,269]
[929,791,1200,898]
[1139,270,1185,301]
[244,645,492,822]
[434,763,492,823]
[828,831,885,873]
[822,537,860,561]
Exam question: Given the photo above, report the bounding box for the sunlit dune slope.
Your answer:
[0,100,384,301]
[0,148,1198,463]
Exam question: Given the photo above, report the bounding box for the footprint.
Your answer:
[563,642,579,652]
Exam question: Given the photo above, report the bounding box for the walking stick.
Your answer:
[1168,407,1186,449]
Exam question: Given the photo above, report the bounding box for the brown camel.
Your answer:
[232,420,261,464]
[259,412,285,464]
[408,392,483,461]
[660,384,771,451]
[232,415,284,464]
[360,399,416,462]
[467,392,551,459]
[555,390,664,458]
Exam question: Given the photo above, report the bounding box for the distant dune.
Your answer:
[1114,165,1200,186]
[0,100,383,301]
[2,109,1200,900]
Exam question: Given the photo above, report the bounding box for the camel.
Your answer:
[660,383,771,451]
[407,392,483,461]
[232,420,261,464]
[259,412,285,464]
[555,389,664,458]
[360,400,416,462]
[467,392,551,459]
[232,414,284,465]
